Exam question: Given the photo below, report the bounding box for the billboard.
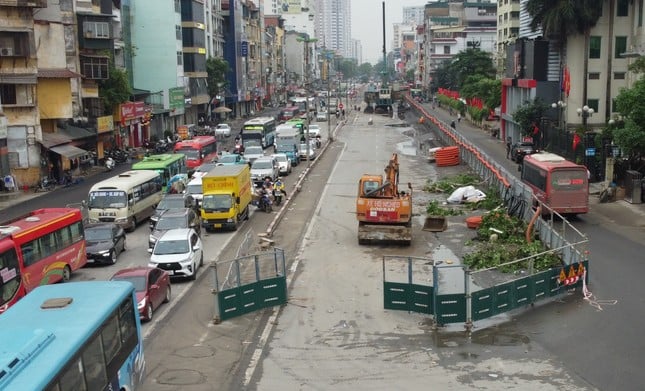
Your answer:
[282,0,301,14]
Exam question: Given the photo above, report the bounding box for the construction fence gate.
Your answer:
[211,247,287,323]
[383,256,589,327]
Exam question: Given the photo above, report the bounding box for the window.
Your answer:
[640,0,644,26]
[176,25,182,40]
[443,45,450,54]
[81,56,109,79]
[617,0,629,16]
[81,334,107,390]
[588,72,600,80]
[83,22,110,39]
[0,84,16,104]
[612,98,618,112]
[589,36,601,59]
[614,72,626,79]
[177,51,183,65]
[615,36,627,58]
[175,0,180,12]
[587,99,599,112]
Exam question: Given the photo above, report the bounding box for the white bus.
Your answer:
[87,170,163,231]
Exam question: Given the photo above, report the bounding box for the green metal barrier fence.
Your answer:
[212,247,287,323]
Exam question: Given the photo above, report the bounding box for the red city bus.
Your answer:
[0,208,87,313]
[278,106,301,122]
[173,135,218,170]
[521,152,589,215]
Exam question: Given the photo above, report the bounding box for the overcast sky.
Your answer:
[351,0,427,64]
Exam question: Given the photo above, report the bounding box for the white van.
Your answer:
[87,170,163,231]
[186,176,203,205]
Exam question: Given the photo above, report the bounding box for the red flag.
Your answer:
[564,66,571,97]
[572,133,581,150]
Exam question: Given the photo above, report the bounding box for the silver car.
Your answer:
[250,156,280,184]
[271,153,292,175]
[243,145,265,164]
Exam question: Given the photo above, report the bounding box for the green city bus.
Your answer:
[131,153,187,190]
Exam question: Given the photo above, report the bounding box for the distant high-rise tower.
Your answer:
[315,0,351,58]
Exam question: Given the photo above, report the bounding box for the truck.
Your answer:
[356,153,412,245]
[200,164,252,231]
[275,126,301,166]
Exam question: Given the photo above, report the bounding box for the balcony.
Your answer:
[0,0,47,7]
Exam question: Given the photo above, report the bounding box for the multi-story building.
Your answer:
[264,15,286,106]
[0,0,47,187]
[501,0,634,181]
[496,0,520,76]
[403,5,425,26]
[124,0,186,141]
[315,0,350,58]
[181,0,209,122]
[420,1,497,93]
[204,0,225,58]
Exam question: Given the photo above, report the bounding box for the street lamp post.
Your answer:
[577,105,595,179]
[551,100,566,130]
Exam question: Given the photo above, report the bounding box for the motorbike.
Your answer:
[105,157,115,171]
[35,176,56,192]
[252,189,272,213]
[272,190,282,206]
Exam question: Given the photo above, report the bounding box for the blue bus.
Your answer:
[0,281,145,391]
[241,117,277,149]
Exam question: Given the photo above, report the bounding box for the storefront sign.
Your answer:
[97,115,114,133]
[119,101,145,123]
[169,87,185,114]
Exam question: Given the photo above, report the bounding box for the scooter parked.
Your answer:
[35,176,56,192]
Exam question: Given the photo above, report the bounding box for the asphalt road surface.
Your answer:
[138,111,595,391]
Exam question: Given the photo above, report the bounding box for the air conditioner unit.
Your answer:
[0,47,14,56]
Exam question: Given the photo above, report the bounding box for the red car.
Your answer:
[110,267,171,322]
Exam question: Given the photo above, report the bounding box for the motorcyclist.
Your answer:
[273,178,287,197]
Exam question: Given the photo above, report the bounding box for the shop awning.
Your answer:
[50,145,88,159]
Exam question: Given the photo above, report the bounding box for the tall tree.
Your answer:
[206,57,231,97]
[525,0,603,109]
[99,65,131,115]
[448,49,496,89]
[614,78,645,161]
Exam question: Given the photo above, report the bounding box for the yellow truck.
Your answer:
[201,164,252,231]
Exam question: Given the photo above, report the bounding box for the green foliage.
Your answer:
[206,57,231,97]
[426,200,463,216]
[432,50,495,91]
[463,210,562,272]
[338,58,358,79]
[628,56,645,74]
[424,173,481,193]
[614,77,645,159]
[98,65,132,115]
[512,98,548,135]
[525,0,603,42]
[467,187,503,211]
[468,106,488,123]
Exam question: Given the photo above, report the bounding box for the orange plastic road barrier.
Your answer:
[435,146,460,167]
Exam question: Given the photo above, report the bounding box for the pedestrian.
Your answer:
[450,120,456,129]
[457,113,462,122]
[342,109,345,118]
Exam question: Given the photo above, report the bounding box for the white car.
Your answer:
[316,111,328,122]
[298,143,316,160]
[214,123,232,137]
[243,145,265,164]
[148,228,203,280]
[306,124,321,138]
[271,153,292,175]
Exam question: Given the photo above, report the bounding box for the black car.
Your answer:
[511,142,537,163]
[85,223,126,265]
[150,194,197,229]
[149,208,201,249]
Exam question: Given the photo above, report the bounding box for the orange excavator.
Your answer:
[356,153,412,245]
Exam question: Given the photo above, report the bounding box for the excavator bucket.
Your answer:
[357,224,412,246]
